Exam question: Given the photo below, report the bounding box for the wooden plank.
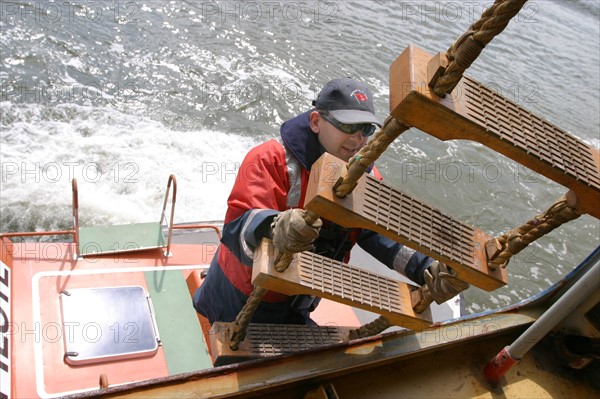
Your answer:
[251,239,433,331]
[389,45,600,219]
[208,322,352,366]
[304,153,507,292]
[86,313,540,399]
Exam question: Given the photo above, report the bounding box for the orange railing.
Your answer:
[160,174,177,256]
[172,224,222,240]
[2,175,221,261]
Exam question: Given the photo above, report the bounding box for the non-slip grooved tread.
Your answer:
[389,46,599,218]
[463,77,600,190]
[363,176,477,268]
[298,252,405,314]
[303,153,507,292]
[209,322,351,365]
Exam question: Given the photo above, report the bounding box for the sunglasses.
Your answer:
[319,112,377,137]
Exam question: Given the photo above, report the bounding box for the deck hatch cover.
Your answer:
[60,286,159,365]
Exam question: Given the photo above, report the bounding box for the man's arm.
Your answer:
[356,230,431,285]
[220,140,290,265]
[356,230,469,305]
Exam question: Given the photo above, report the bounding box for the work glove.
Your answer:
[271,209,322,253]
[423,260,469,304]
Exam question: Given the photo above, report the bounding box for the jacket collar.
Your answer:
[279,110,324,170]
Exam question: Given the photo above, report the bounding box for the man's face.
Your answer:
[310,111,368,162]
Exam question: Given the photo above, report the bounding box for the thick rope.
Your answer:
[488,192,582,269]
[433,0,528,96]
[229,286,267,350]
[335,116,410,198]
[349,315,392,340]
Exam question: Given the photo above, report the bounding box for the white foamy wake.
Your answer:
[0,102,257,232]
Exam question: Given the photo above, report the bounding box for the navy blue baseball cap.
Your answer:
[313,77,381,126]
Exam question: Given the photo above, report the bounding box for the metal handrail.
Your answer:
[160,174,177,256]
[72,178,80,257]
[0,178,81,260]
[3,176,221,261]
[0,231,77,266]
[0,231,75,239]
[171,224,222,240]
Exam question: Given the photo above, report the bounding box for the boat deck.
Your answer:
[257,329,600,399]
[3,225,598,399]
[7,241,214,398]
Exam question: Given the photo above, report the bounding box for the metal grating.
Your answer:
[362,175,477,268]
[463,77,600,190]
[208,321,353,366]
[245,324,345,355]
[298,252,405,314]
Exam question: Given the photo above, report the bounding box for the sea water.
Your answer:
[1,0,599,313]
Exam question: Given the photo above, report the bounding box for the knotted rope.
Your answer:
[335,116,410,198]
[335,1,527,197]
[487,191,582,269]
[432,0,528,97]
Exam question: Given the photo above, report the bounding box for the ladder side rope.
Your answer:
[487,191,582,269]
[335,116,409,198]
[336,1,527,198]
[229,286,267,351]
[341,1,532,337]
[349,315,392,340]
[433,0,528,97]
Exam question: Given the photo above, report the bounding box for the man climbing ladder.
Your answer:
[192,77,468,330]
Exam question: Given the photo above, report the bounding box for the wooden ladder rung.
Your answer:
[208,322,352,366]
[304,153,507,292]
[252,240,433,331]
[390,45,600,219]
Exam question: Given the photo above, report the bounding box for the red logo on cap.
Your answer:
[351,90,368,103]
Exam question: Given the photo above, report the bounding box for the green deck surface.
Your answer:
[145,270,213,374]
[79,222,166,255]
